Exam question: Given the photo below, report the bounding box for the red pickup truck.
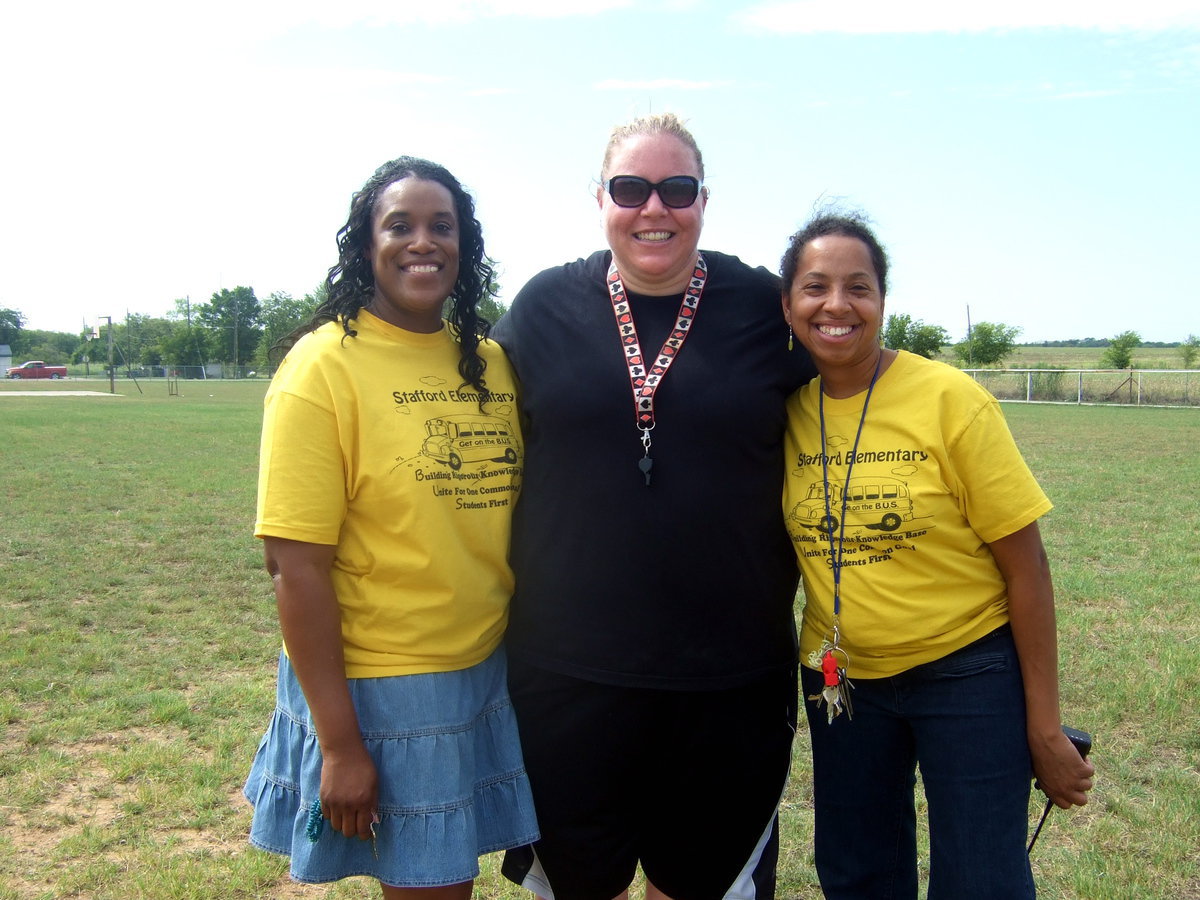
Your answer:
[7,361,68,380]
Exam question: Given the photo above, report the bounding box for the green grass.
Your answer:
[941,345,1194,370]
[1,383,1198,898]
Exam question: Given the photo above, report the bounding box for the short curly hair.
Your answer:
[274,157,495,396]
[780,210,889,300]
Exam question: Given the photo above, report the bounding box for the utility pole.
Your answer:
[233,297,239,379]
[965,305,974,367]
[99,316,115,394]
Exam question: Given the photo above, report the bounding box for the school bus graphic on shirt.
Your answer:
[420,414,519,470]
[789,475,914,534]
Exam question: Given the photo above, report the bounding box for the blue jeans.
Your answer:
[801,625,1036,899]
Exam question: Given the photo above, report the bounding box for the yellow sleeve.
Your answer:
[255,387,347,546]
[948,398,1052,544]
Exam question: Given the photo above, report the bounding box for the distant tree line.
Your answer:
[0,289,317,372]
[880,316,1199,369]
[2,297,1194,373]
[1027,337,1184,349]
[1,279,508,373]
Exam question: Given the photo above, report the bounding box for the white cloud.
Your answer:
[264,0,638,28]
[735,0,1200,34]
[0,0,638,52]
[1045,88,1127,100]
[595,78,728,90]
[220,0,636,29]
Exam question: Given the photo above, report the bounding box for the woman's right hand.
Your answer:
[318,741,379,840]
[1031,726,1096,809]
[264,537,379,840]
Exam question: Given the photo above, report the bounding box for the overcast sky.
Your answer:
[2,0,1197,343]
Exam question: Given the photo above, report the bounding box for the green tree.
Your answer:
[882,313,912,351]
[1101,330,1141,369]
[910,325,950,360]
[168,296,205,325]
[117,315,177,368]
[953,321,1021,367]
[882,313,950,359]
[12,329,77,364]
[197,286,262,366]
[71,317,173,371]
[256,289,319,367]
[478,294,508,327]
[0,308,25,348]
[158,324,209,367]
[132,317,178,367]
[1178,334,1199,369]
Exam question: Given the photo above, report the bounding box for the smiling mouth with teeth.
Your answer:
[406,264,441,272]
[817,324,855,336]
[635,231,672,242]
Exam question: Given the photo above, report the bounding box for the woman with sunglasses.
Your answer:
[494,113,816,900]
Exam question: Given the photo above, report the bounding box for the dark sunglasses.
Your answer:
[604,175,702,209]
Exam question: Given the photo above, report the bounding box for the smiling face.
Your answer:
[598,132,706,295]
[783,234,886,393]
[366,177,460,333]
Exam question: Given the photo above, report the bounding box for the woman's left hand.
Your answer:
[1030,726,1095,809]
[991,522,1096,809]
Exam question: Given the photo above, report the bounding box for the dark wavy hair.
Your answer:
[272,157,495,396]
[780,210,890,300]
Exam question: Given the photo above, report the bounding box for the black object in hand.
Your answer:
[1027,725,1093,854]
[1061,725,1092,760]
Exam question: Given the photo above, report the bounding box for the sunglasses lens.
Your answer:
[658,177,699,208]
[606,176,700,208]
[609,177,651,207]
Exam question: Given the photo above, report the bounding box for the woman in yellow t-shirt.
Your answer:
[779,212,1094,899]
[243,157,536,897]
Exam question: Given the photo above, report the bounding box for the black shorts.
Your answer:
[501,659,797,900]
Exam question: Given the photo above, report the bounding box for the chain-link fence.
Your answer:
[34,364,1200,407]
[92,364,277,380]
[967,369,1200,406]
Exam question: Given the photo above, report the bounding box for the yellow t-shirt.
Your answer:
[255,311,523,677]
[783,351,1051,679]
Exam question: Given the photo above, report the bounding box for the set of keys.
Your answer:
[806,630,854,724]
[306,797,380,859]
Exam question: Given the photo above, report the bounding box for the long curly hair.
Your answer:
[272,157,495,396]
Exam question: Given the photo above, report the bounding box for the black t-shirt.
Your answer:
[493,250,818,689]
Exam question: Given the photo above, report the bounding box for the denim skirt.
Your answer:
[243,646,539,887]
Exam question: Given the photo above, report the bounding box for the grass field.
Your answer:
[1,380,1197,899]
[961,345,1191,371]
